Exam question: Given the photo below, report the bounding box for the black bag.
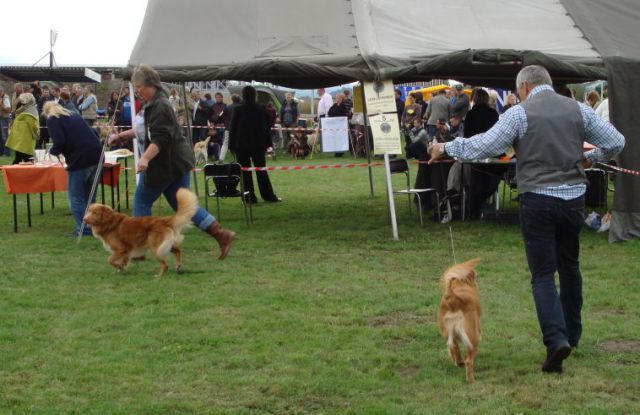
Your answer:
[585,169,607,207]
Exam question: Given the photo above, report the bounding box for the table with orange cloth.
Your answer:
[1,162,121,232]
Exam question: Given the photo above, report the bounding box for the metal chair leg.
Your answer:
[435,192,441,221]
[462,187,466,221]
[416,194,424,226]
[204,177,209,211]
[242,195,250,227]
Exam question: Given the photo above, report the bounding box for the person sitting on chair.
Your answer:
[405,118,430,159]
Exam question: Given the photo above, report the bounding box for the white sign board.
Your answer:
[370,113,402,155]
[321,116,349,152]
[84,67,101,83]
[363,80,397,115]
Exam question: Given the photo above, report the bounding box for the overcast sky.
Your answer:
[0,0,148,66]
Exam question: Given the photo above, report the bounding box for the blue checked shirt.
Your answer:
[444,85,625,200]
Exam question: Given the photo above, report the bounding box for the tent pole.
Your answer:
[359,83,374,197]
[182,83,199,196]
[383,153,399,241]
[129,82,140,186]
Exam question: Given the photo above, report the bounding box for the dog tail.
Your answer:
[171,188,198,231]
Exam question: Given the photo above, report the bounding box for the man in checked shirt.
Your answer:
[429,65,625,374]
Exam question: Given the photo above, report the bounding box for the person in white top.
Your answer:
[316,88,333,119]
[0,87,11,155]
[594,85,609,122]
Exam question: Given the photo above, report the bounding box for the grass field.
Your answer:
[1,153,639,414]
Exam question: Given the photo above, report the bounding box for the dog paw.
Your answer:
[176,265,183,274]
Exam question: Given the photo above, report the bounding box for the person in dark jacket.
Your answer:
[43,101,102,236]
[450,84,470,120]
[107,91,123,124]
[327,93,350,157]
[279,93,299,130]
[327,93,349,118]
[109,64,236,260]
[395,89,405,122]
[462,88,500,218]
[190,89,210,143]
[59,91,79,115]
[229,85,280,203]
[219,93,241,162]
[279,93,299,150]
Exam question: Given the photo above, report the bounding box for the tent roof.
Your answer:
[126,0,635,86]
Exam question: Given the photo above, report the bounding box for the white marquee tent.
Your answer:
[127,0,640,241]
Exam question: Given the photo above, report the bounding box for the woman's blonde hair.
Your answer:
[43,101,71,118]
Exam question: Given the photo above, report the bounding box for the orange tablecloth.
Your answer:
[2,163,121,195]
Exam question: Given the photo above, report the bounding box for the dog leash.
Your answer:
[432,141,458,265]
[448,223,457,264]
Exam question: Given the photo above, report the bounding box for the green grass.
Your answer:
[1,153,639,414]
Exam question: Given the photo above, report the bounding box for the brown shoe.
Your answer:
[206,222,236,260]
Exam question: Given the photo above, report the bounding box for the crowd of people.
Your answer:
[395,81,610,222]
[0,73,612,236]
[0,81,124,164]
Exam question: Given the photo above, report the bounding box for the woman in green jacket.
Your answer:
[7,92,39,164]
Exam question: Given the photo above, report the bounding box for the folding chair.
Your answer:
[203,163,253,226]
[389,158,440,225]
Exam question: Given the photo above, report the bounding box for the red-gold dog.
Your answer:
[438,258,482,383]
[83,188,198,277]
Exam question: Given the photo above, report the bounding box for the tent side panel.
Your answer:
[606,57,640,242]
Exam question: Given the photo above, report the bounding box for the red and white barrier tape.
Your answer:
[240,162,384,171]
[596,162,640,176]
[116,159,451,172]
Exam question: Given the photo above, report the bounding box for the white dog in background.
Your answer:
[193,136,211,165]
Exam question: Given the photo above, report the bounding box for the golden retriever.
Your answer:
[438,258,482,383]
[83,188,198,277]
[194,136,211,165]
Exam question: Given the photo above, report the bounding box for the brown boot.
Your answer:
[206,222,236,260]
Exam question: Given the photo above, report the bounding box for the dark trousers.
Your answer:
[12,151,31,164]
[467,167,501,219]
[236,148,278,202]
[407,141,450,211]
[192,124,208,143]
[519,192,585,351]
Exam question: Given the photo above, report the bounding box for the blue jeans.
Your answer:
[519,192,585,350]
[68,164,99,235]
[0,117,10,155]
[134,171,216,231]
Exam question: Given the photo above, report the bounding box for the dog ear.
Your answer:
[463,258,480,281]
[98,205,113,221]
[467,268,478,281]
